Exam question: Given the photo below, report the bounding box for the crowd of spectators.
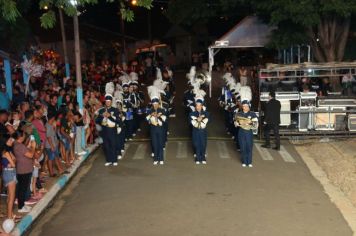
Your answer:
[0,53,164,233]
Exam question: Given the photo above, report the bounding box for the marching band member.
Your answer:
[146,86,167,165]
[153,68,170,147]
[95,94,122,167]
[114,87,126,159]
[234,100,258,168]
[163,67,176,117]
[132,74,145,132]
[122,82,135,140]
[190,90,210,165]
[129,72,142,134]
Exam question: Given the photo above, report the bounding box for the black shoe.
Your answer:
[261,144,271,148]
[272,146,280,151]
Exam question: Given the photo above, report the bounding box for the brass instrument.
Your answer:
[234,115,258,131]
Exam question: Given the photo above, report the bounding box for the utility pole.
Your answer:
[73,13,83,113]
[70,0,83,114]
[58,8,70,79]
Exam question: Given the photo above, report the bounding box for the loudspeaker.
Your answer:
[335,115,346,131]
[348,114,356,131]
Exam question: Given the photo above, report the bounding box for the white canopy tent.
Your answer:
[208,16,275,97]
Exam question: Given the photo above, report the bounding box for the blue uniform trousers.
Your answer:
[163,121,168,146]
[151,126,164,161]
[238,129,253,165]
[102,127,118,163]
[234,126,240,149]
[224,110,230,131]
[116,129,125,156]
[125,119,135,139]
[192,128,207,162]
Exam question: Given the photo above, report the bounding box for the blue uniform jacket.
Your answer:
[189,110,210,130]
[146,108,167,127]
[95,106,122,128]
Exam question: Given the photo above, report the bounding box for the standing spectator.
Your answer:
[73,111,86,156]
[5,111,20,135]
[0,84,10,110]
[11,86,25,110]
[45,114,64,176]
[19,102,30,121]
[60,111,75,166]
[83,96,91,147]
[239,66,248,86]
[342,73,354,96]
[13,130,36,213]
[57,89,66,108]
[47,94,58,118]
[0,110,9,138]
[1,135,17,220]
[31,106,46,197]
[262,91,281,150]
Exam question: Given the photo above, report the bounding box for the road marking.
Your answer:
[176,141,188,158]
[133,143,147,160]
[279,145,296,163]
[254,143,274,160]
[217,141,230,159]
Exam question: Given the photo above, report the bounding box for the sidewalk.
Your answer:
[10,143,99,236]
[294,138,356,234]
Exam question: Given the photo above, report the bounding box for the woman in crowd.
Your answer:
[1,135,18,220]
[12,130,36,213]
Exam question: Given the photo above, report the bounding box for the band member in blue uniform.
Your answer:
[115,99,126,160]
[129,81,140,135]
[95,94,121,166]
[123,82,135,140]
[234,100,258,167]
[132,80,145,132]
[190,97,210,165]
[146,86,167,165]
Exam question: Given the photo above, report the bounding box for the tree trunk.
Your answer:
[308,16,350,63]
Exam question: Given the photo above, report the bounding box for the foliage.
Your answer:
[166,0,356,61]
[249,0,356,61]
[0,0,153,29]
[0,0,31,56]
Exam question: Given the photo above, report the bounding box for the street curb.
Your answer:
[296,146,356,235]
[11,144,99,236]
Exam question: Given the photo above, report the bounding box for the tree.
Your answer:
[166,0,356,62]
[248,0,356,62]
[0,0,153,29]
[0,0,31,56]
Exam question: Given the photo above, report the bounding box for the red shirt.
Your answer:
[32,119,46,144]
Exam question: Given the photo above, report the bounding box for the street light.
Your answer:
[131,0,137,6]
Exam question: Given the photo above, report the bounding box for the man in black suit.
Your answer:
[262,91,281,150]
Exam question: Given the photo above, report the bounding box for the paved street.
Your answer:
[29,72,353,236]
[30,140,353,236]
